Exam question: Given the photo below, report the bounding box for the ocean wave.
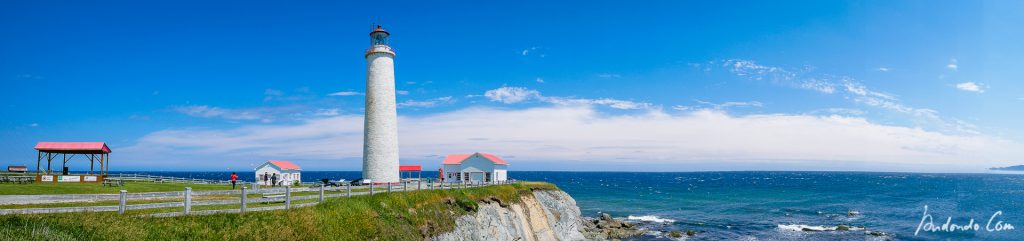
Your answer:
[627,215,676,223]
[777,224,864,232]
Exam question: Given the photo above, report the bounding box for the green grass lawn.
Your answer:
[0,182,235,195]
[0,191,341,209]
[0,182,558,241]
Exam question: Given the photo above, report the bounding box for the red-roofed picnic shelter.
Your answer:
[399,165,422,180]
[34,142,111,180]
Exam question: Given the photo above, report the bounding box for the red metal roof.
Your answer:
[442,153,508,165]
[34,142,111,153]
[370,25,389,35]
[442,154,472,165]
[268,160,301,170]
[399,165,421,172]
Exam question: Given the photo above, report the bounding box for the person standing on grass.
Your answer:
[230,172,238,189]
[271,173,278,187]
[263,172,269,186]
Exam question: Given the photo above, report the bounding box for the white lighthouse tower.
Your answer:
[362,25,400,183]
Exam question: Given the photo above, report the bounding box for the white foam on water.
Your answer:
[777,224,865,232]
[627,215,676,223]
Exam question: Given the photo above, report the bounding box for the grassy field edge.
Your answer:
[0,182,558,241]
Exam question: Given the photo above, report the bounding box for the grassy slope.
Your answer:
[0,182,235,195]
[0,182,558,241]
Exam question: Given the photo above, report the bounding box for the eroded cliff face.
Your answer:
[431,190,588,241]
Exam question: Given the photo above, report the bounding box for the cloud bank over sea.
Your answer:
[121,102,1022,172]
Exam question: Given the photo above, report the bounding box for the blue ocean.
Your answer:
[112,171,1024,240]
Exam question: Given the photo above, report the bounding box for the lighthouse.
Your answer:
[362,25,400,183]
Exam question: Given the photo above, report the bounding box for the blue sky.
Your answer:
[2,1,1022,172]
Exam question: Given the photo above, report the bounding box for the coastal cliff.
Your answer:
[432,190,588,241]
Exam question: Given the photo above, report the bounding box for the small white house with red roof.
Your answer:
[441,152,508,184]
[255,160,302,186]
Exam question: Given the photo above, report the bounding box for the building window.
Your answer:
[485,172,491,182]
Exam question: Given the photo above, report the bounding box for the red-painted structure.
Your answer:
[267,160,302,170]
[34,142,112,183]
[399,165,422,180]
[442,153,508,165]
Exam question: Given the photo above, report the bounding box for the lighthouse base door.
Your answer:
[470,172,484,183]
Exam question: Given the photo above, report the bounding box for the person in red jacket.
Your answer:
[230,172,238,190]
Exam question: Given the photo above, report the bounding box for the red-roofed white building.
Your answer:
[255,160,302,186]
[441,152,508,184]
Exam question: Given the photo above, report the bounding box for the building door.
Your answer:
[470,172,484,183]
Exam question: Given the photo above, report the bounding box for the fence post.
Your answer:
[118,190,127,215]
[319,185,325,203]
[240,186,247,214]
[346,183,352,197]
[183,187,192,215]
[403,182,408,192]
[370,184,375,195]
[418,180,421,191]
[386,182,392,193]
[285,186,292,210]
[429,179,433,190]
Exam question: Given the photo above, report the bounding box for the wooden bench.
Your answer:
[1,176,34,184]
[13,176,33,184]
[103,179,124,187]
[260,193,286,204]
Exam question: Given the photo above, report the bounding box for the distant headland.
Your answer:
[989,165,1024,171]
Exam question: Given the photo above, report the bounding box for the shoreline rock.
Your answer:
[581,213,645,240]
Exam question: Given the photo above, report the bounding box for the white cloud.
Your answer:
[483,87,542,104]
[172,105,312,123]
[722,59,980,134]
[818,108,866,116]
[535,78,545,83]
[546,97,654,110]
[397,96,454,108]
[725,59,836,94]
[955,82,984,93]
[483,86,655,110]
[597,73,622,78]
[328,91,363,96]
[123,106,1023,172]
[877,67,890,72]
[521,47,538,56]
[15,74,43,79]
[800,78,836,94]
[173,105,265,121]
[695,100,764,109]
[396,90,410,95]
[947,59,958,71]
[264,89,284,101]
[29,123,38,127]
[314,108,340,116]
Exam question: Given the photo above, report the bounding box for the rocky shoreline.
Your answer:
[581,213,645,240]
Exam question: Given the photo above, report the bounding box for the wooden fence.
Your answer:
[0,180,518,217]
